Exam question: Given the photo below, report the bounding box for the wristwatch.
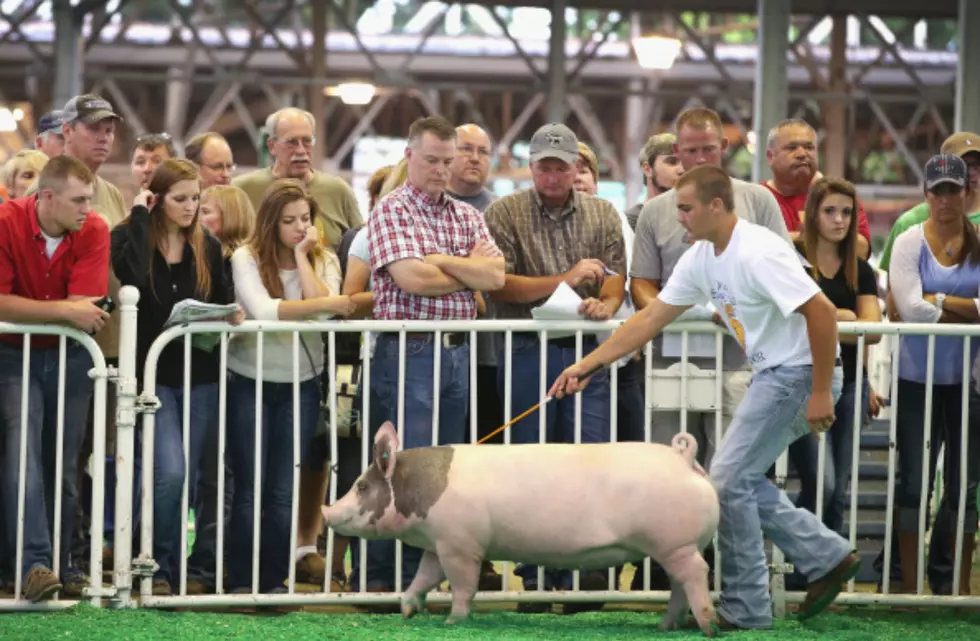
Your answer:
[934,292,947,311]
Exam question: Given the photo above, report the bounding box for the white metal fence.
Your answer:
[0,322,110,610]
[1,286,978,617]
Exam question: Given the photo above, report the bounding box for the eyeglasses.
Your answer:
[204,162,236,173]
[457,144,491,159]
[277,136,316,149]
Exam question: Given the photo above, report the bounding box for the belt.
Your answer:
[402,332,469,348]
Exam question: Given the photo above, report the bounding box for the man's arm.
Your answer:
[597,274,625,316]
[426,253,505,292]
[386,259,469,297]
[630,277,661,310]
[798,292,839,396]
[491,273,565,304]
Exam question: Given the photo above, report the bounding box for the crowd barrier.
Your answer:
[0,285,978,619]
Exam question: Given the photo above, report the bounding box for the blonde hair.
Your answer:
[577,142,598,182]
[3,149,49,195]
[201,185,256,259]
[367,165,393,210]
[379,158,408,199]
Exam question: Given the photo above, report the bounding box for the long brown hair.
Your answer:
[802,177,859,291]
[248,178,326,299]
[138,158,211,300]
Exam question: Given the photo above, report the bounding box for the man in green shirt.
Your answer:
[879,132,980,271]
[232,107,363,249]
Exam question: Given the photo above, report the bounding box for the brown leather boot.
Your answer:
[896,530,922,594]
[945,533,976,596]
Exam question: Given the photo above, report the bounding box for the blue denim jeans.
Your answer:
[349,333,469,591]
[613,358,646,443]
[140,383,218,589]
[497,334,612,590]
[787,377,870,533]
[226,372,320,592]
[0,342,93,581]
[710,364,850,629]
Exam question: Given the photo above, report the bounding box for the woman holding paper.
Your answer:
[226,178,354,594]
[110,158,242,596]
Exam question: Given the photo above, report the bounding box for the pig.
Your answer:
[322,421,720,636]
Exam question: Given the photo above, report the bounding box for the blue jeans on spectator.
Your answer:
[710,364,850,629]
[226,372,320,593]
[349,333,469,591]
[186,422,234,590]
[0,342,93,582]
[497,334,611,591]
[142,383,217,590]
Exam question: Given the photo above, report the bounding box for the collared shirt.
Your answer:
[369,182,501,321]
[0,196,110,348]
[484,188,627,320]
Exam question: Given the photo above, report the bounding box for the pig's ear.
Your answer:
[373,421,399,478]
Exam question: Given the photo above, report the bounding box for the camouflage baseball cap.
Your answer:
[61,94,123,125]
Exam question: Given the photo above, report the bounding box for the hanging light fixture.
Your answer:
[335,82,376,105]
[632,34,683,70]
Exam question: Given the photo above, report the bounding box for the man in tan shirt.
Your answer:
[233,107,362,249]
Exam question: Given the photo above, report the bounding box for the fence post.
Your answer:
[109,285,140,608]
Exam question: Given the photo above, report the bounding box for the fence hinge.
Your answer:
[133,394,162,415]
[132,555,160,578]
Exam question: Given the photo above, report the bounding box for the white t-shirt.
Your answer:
[40,230,64,259]
[229,246,342,383]
[657,219,835,373]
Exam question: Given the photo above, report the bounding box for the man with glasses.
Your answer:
[185,132,235,189]
[234,107,362,248]
[130,133,176,190]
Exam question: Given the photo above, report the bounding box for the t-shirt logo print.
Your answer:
[723,303,746,349]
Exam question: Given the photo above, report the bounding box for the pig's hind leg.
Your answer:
[657,545,718,637]
[402,550,446,619]
[436,544,482,624]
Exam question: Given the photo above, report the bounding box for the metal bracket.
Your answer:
[82,585,118,599]
[132,555,159,578]
[133,394,162,415]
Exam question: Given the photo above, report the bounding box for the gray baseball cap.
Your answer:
[529,123,579,164]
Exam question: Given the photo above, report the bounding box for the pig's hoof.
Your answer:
[658,619,680,632]
[401,598,425,619]
[444,613,470,625]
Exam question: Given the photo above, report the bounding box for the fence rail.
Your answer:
[1,287,978,619]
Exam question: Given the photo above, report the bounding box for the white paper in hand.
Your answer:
[531,282,585,339]
[165,299,240,328]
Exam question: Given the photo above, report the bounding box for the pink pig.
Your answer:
[322,421,720,636]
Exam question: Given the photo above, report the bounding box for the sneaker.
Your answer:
[60,568,90,598]
[23,566,62,602]
[295,553,327,584]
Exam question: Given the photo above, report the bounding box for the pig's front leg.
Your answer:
[436,546,482,624]
[402,550,446,619]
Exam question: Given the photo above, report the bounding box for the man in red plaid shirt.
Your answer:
[357,115,505,593]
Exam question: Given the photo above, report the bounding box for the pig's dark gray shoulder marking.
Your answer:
[391,446,455,520]
[358,465,392,525]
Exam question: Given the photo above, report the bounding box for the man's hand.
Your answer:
[470,240,498,258]
[423,253,447,269]
[295,226,320,255]
[564,259,606,288]
[579,297,610,320]
[711,311,727,328]
[64,298,111,333]
[549,361,601,399]
[807,390,836,434]
[868,385,885,420]
[923,293,936,305]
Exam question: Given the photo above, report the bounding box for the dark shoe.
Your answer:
[60,568,89,598]
[186,579,215,595]
[562,571,607,615]
[23,566,62,602]
[152,578,172,596]
[798,551,861,620]
[478,560,503,591]
[518,582,552,613]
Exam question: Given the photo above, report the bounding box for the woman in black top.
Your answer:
[789,177,883,533]
[111,158,242,595]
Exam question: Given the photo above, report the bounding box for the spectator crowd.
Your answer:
[0,93,977,621]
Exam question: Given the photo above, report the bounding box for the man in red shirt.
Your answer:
[0,155,110,602]
[763,119,872,259]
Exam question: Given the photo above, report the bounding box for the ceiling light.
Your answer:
[0,107,16,132]
[336,82,376,105]
[632,35,683,71]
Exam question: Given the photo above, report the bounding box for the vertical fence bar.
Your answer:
[952,335,971,595]
[679,329,689,435]
[431,331,442,447]
[216,332,228,594]
[251,333,264,593]
[112,286,140,606]
[469,330,478,445]
[572,331,583,593]
[358,331,371,594]
[324,330,339,594]
[52,337,67,585]
[881,328,901,594]
[179,335,192,596]
[395,331,407,595]
[14,336,31,601]
[88,347,108,607]
[643,339,652,592]
[287,332,301,594]
[712,330,723,593]
[917,335,936,594]
[846,334,866,592]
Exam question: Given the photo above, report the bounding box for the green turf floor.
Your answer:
[2,604,980,640]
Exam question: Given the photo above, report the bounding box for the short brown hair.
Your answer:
[674,107,724,135]
[133,132,177,157]
[184,131,227,165]
[675,164,734,212]
[407,116,456,147]
[37,154,94,193]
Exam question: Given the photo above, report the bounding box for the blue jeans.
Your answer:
[141,383,218,589]
[0,343,93,580]
[710,364,850,629]
[788,377,870,533]
[497,334,611,590]
[226,372,320,592]
[350,333,469,591]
